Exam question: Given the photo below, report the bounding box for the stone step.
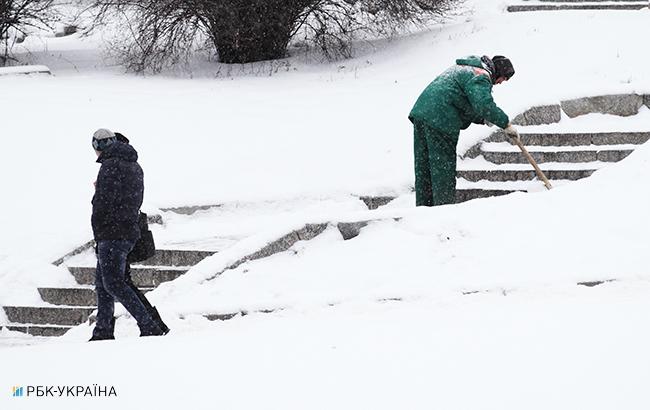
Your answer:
[3,306,95,326]
[204,312,243,321]
[481,148,633,164]
[491,132,650,146]
[457,169,595,182]
[65,248,214,269]
[38,287,153,307]
[456,188,522,202]
[508,3,648,11]
[350,189,539,207]
[69,266,188,287]
[136,248,215,266]
[3,324,72,337]
[354,191,523,207]
[359,196,397,210]
[204,308,278,321]
[458,178,569,191]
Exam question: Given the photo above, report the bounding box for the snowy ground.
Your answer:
[1,0,650,408]
[4,282,650,410]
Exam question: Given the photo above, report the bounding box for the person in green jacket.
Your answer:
[408,55,518,206]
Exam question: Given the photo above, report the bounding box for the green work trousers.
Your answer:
[413,121,458,206]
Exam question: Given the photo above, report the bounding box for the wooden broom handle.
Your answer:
[512,132,553,190]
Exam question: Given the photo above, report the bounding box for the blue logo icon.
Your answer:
[12,386,24,397]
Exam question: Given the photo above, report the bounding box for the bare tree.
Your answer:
[0,0,59,65]
[88,0,458,72]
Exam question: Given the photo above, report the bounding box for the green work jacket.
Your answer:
[409,56,509,138]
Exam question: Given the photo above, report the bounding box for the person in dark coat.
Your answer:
[90,128,168,340]
[112,132,169,335]
[408,55,518,206]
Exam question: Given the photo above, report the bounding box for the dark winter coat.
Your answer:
[92,141,144,241]
[408,56,509,139]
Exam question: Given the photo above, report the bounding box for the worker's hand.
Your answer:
[504,124,519,141]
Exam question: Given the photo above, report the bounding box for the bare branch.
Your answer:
[86,0,459,71]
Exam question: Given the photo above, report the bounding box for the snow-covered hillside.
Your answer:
[1,1,649,408]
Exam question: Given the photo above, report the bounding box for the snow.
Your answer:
[1,0,650,408]
[4,284,650,409]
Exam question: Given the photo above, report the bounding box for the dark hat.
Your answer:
[114,132,129,144]
[492,55,515,80]
[92,128,117,151]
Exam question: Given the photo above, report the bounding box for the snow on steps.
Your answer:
[2,248,215,337]
[198,278,621,323]
[1,217,378,337]
[460,93,650,192]
[0,65,51,76]
[4,276,622,337]
[1,199,633,336]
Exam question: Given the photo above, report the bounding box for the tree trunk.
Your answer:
[205,0,302,64]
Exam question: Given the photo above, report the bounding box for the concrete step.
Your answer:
[481,148,633,164]
[38,287,153,307]
[3,306,95,326]
[3,324,72,337]
[458,168,595,182]
[492,132,650,146]
[69,266,188,287]
[508,3,648,11]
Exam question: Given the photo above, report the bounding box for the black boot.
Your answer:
[89,317,115,341]
[148,306,170,335]
[139,322,167,337]
[89,333,115,341]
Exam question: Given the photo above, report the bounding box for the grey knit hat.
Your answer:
[92,128,117,151]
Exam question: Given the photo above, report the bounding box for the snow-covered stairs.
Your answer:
[0,197,402,338]
[459,132,649,182]
[508,0,649,12]
[458,95,650,196]
[2,249,214,337]
[459,132,649,192]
